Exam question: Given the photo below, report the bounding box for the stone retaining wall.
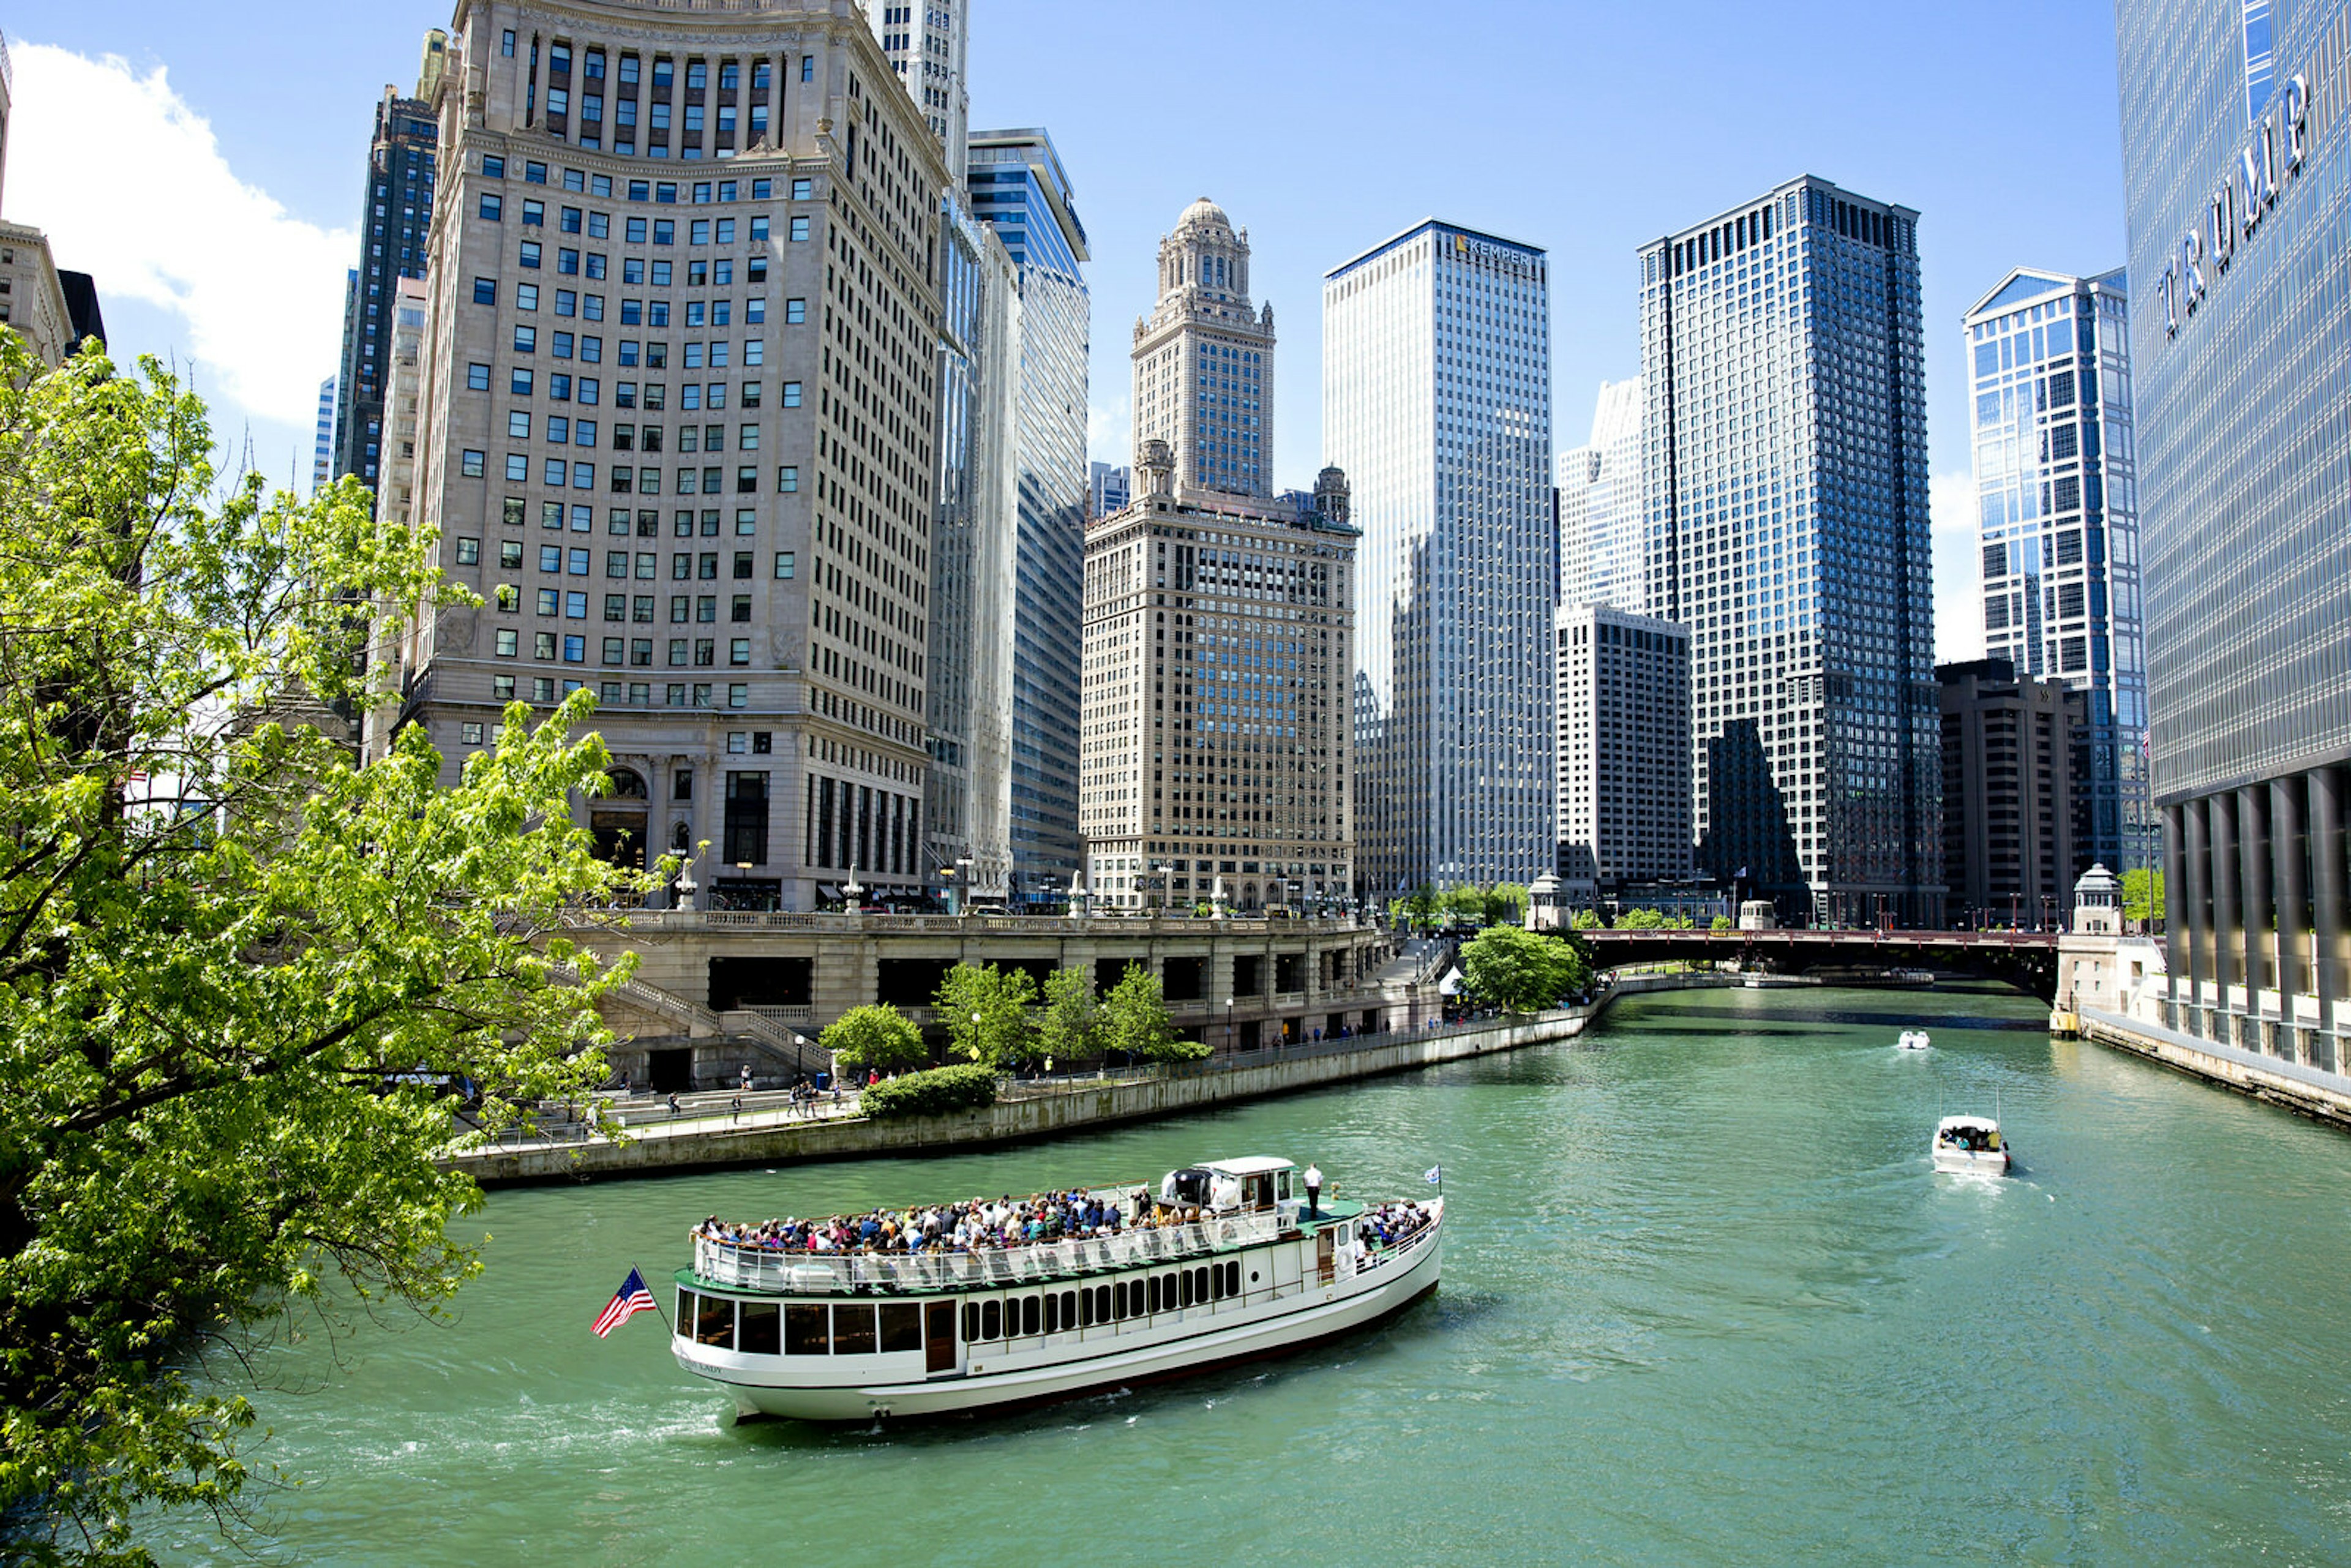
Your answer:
[2082,1007,2351,1128]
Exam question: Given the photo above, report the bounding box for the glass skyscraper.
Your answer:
[332,48,443,488]
[1639,177,1940,928]
[1963,267,2150,893]
[1559,376,1644,613]
[969,128,1089,907]
[2120,0,2351,1068]
[1324,220,1556,896]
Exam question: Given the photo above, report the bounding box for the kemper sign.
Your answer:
[2158,72,2309,337]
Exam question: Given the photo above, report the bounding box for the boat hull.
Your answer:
[686,1224,1443,1424]
[1932,1149,2011,1175]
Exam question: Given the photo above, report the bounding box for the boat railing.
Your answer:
[692,1207,1293,1295]
[1352,1210,1441,1275]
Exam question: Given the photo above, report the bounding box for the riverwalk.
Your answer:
[444,970,1745,1187]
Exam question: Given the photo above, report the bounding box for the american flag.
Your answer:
[591,1267,658,1338]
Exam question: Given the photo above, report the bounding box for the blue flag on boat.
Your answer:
[1425,1165,1442,1185]
[593,1267,659,1338]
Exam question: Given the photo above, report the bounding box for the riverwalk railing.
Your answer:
[690,1208,1291,1295]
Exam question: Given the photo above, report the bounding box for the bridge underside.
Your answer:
[1576,933,2060,1005]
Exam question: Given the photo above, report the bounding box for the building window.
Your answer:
[461,450,486,478]
[774,551,795,579]
[479,193,503,221]
[723,771,769,863]
[781,381,801,407]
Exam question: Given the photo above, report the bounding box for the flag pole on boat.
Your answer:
[1425,1163,1442,1196]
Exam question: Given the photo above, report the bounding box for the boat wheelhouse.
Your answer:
[670,1157,1442,1422]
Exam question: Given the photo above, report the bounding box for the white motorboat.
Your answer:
[670,1156,1443,1422]
[1897,1030,1932,1051]
[1932,1114,2011,1174]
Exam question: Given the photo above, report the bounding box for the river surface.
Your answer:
[160,985,2351,1565]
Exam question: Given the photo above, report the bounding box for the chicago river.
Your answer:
[165,986,2351,1562]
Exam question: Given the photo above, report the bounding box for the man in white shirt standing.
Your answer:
[1303,1163,1324,1218]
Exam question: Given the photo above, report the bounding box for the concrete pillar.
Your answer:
[2312,767,2347,1059]
[2184,798,2212,1015]
[2273,776,2308,1025]
[2212,790,2240,1016]
[2240,784,2272,1010]
[2164,801,2190,1002]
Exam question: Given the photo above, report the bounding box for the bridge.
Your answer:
[1570,928,2064,1003]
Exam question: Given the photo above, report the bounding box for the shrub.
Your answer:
[858,1063,1000,1120]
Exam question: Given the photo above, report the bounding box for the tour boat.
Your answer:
[670,1156,1444,1422]
[1932,1114,2011,1175]
[1897,1030,1932,1051]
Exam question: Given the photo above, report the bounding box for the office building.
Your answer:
[1134,198,1274,497]
[1089,461,1130,521]
[331,44,444,487]
[1082,443,1357,912]
[920,199,1019,901]
[1640,178,1941,927]
[1554,603,1692,906]
[1964,267,2150,879]
[1558,377,1644,612]
[373,0,950,913]
[313,377,338,493]
[971,127,1090,907]
[2119,0,2351,1066]
[864,0,967,176]
[1323,219,1556,896]
[1938,658,2087,929]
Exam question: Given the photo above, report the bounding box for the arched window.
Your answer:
[671,819,691,850]
[606,767,648,799]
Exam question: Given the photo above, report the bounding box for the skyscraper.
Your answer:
[970,129,1089,907]
[1938,658,2087,929]
[373,0,950,913]
[312,377,337,493]
[1554,604,1692,906]
[1323,220,1555,896]
[1089,461,1131,521]
[2119,0,2351,1066]
[331,40,444,487]
[864,1,967,176]
[1640,178,1940,928]
[1963,266,2149,881]
[1558,377,1644,613]
[1081,445,1357,913]
[1134,199,1275,498]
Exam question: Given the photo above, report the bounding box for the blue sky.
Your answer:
[13,0,2129,656]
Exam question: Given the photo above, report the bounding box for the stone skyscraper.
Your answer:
[1323,220,1556,896]
[1963,266,2149,883]
[1134,199,1275,498]
[864,0,967,176]
[372,0,948,913]
[332,37,446,487]
[1640,178,1941,928]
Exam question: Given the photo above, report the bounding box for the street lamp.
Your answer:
[733,860,752,912]
[956,856,973,917]
[1152,863,1170,917]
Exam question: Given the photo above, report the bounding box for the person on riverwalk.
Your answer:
[1304,1163,1324,1218]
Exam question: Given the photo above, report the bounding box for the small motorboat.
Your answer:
[1932,1114,2011,1175]
[1896,1030,1932,1051]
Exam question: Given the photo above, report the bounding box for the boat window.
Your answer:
[695,1294,735,1349]
[981,1299,1002,1339]
[1226,1261,1242,1297]
[1197,1266,1211,1302]
[964,1302,980,1341]
[1210,1266,1224,1302]
[739,1302,780,1355]
[1021,1295,1040,1337]
[676,1288,696,1335]
[1094,1285,1111,1324]
[1062,1289,1078,1329]
[1180,1269,1194,1308]
[1278,1171,1292,1201]
[833,1303,878,1355]
[1147,1275,1161,1314]
[1044,1292,1059,1334]
[1112,1281,1128,1320]
[878,1302,922,1354]
[786,1303,830,1354]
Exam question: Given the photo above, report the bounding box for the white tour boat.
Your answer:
[670,1156,1443,1422]
[1932,1114,2011,1175]
[1897,1030,1933,1051]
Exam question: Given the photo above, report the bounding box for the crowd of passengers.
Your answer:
[1354,1201,1436,1255]
[691,1188,1215,1255]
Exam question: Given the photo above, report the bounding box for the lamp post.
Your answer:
[1226,996,1235,1056]
[956,856,973,917]
[733,860,752,912]
[844,860,864,913]
[939,861,957,917]
[675,858,699,913]
[1153,863,1169,918]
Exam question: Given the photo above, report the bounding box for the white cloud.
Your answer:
[7,44,354,427]
[1930,468,1984,666]
[1087,392,1131,468]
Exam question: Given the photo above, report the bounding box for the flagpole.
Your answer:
[638,1262,674,1334]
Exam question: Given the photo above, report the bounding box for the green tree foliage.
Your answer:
[1100,962,1202,1062]
[1033,967,1098,1063]
[2121,867,2165,925]
[1458,926,1593,1014]
[858,1063,999,1119]
[1711,914,1736,931]
[1404,883,1440,931]
[1571,907,1605,931]
[1441,884,1488,928]
[819,1005,926,1075]
[1483,882,1530,928]
[1616,908,1695,931]
[933,961,1036,1067]
[0,343,647,1564]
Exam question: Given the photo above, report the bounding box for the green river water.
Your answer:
[159,985,2351,1565]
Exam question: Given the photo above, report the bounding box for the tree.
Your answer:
[933,961,1035,1067]
[1100,962,1203,1062]
[1033,967,1098,1063]
[1441,883,1488,929]
[1484,882,1530,928]
[820,1005,926,1075]
[1403,883,1440,932]
[0,342,647,1564]
[2121,866,2165,925]
[1572,907,1605,931]
[1458,926,1592,1014]
[1711,914,1735,931]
